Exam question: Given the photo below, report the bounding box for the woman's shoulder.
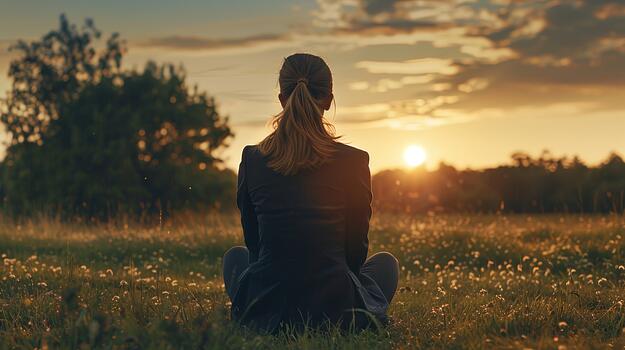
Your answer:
[240,145,263,168]
[334,142,369,163]
[242,144,260,152]
[243,143,367,157]
[241,144,263,159]
[240,143,369,169]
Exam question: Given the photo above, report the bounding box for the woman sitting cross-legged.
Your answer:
[222,53,399,333]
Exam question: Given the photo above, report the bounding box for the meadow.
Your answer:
[1,213,625,349]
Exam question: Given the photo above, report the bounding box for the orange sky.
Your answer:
[1,0,624,172]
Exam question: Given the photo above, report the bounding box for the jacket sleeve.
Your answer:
[345,151,372,274]
[237,146,260,263]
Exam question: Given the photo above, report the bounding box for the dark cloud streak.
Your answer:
[362,0,400,15]
[332,18,444,35]
[140,33,289,51]
[316,0,454,37]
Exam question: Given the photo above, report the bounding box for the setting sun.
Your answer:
[403,145,427,168]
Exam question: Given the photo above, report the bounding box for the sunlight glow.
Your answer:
[403,145,427,168]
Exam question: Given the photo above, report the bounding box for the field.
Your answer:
[2,213,625,349]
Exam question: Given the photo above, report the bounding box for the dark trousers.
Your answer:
[223,246,400,303]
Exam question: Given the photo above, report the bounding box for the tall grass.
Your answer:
[1,213,625,349]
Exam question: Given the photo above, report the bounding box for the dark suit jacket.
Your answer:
[232,143,388,332]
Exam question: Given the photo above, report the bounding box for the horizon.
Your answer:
[1,0,624,173]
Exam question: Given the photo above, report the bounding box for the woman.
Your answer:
[222,53,399,332]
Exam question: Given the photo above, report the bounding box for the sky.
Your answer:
[1,0,624,172]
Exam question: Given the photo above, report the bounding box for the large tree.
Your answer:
[0,15,234,218]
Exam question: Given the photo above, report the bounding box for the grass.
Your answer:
[2,213,625,349]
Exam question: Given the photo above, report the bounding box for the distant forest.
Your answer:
[372,151,625,214]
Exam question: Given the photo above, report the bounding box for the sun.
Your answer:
[403,145,427,168]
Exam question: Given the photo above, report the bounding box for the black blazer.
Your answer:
[232,143,388,332]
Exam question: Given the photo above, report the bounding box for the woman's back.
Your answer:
[243,142,363,263]
[233,143,388,331]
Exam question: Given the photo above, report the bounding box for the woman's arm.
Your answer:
[237,146,260,263]
[345,151,373,274]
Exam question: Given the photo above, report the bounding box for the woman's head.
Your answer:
[277,54,334,111]
[258,53,338,175]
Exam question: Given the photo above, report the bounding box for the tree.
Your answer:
[1,15,123,146]
[0,15,234,218]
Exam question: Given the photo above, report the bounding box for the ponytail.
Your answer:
[258,54,338,176]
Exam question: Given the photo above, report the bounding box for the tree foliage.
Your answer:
[0,15,234,218]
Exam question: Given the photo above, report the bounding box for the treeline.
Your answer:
[372,151,625,214]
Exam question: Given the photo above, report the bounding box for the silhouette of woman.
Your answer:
[222,53,399,332]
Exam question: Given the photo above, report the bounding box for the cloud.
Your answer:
[483,1,625,61]
[361,0,399,15]
[336,94,461,125]
[350,75,434,92]
[435,0,625,113]
[349,81,370,91]
[139,33,290,52]
[331,18,443,36]
[314,0,455,36]
[313,1,515,61]
[335,101,478,130]
[324,0,625,128]
[356,58,458,75]
[315,0,492,32]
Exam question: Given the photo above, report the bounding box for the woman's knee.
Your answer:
[225,245,248,256]
[223,246,249,261]
[223,246,248,300]
[370,251,399,271]
[367,252,400,302]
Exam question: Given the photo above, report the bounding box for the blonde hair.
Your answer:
[258,53,338,175]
